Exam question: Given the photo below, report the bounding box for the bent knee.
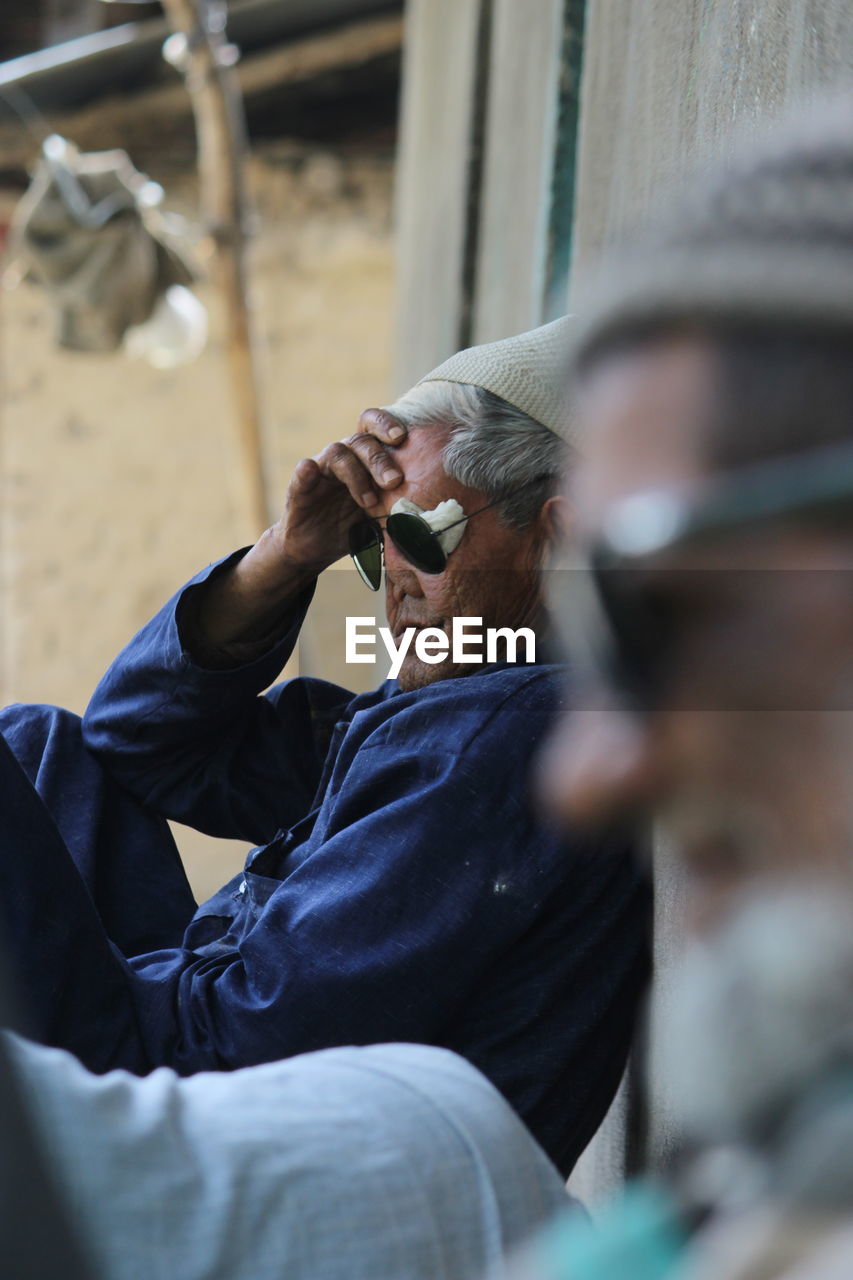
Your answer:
[0,703,86,781]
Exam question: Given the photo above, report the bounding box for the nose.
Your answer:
[383,536,425,603]
[537,704,664,827]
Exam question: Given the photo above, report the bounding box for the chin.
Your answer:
[396,658,461,691]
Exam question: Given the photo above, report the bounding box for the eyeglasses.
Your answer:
[559,440,853,713]
[349,475,553,591]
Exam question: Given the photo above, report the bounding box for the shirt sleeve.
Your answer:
[82,552,349,846]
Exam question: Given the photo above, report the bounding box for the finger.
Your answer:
[315,441,379,508]
[344,431,404,490]
[356,407,406,444]
[292,457,323,492]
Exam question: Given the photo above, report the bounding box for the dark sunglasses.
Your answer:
[559,440,853,713]
[349,475,553,591]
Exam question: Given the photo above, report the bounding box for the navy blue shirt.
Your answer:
[83,557,650,1175]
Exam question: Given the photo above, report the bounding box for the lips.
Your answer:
[392,619,444,640]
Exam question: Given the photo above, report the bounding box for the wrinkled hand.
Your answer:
[193,409,408,655]
[276,408,407,576]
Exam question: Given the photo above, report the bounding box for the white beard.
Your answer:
[656,885,853,1146]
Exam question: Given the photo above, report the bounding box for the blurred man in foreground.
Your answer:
[524,100,853,1278]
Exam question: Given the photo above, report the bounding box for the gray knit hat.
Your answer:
[417,314,575,442]
[571,95,853,369]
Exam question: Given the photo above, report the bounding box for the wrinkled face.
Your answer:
[367,426,546,690]
[541,335,853,929]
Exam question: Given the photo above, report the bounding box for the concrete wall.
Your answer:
[572,0,853,269]
[393,0,581,390]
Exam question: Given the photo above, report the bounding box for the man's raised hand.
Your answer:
[192,410,408,655]
[274,408,407,577]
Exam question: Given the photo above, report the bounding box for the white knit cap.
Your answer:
[416,315,574,443]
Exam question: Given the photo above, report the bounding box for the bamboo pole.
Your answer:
[160,0,269,533]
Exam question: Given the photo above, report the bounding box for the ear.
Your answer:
[536,493,574,553]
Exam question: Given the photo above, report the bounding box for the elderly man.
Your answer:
[0,323,648,1178]
[514,102,853,1278]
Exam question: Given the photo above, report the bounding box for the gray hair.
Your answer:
[384,380,568,528]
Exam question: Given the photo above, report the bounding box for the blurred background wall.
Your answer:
[0,0,400,892]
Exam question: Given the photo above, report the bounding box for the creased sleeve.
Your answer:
[82,552,349,846]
